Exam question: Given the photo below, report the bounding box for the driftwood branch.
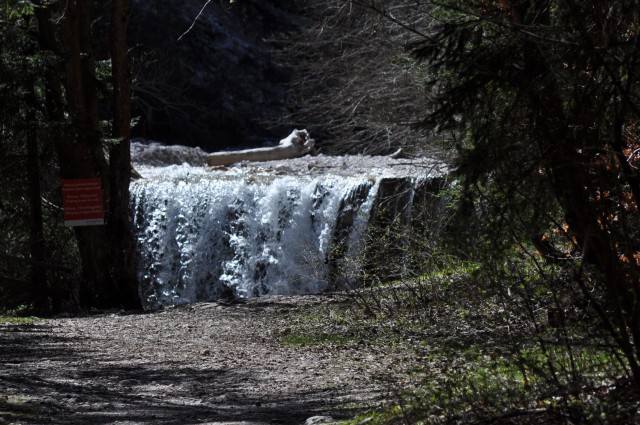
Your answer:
[205,129,315,167]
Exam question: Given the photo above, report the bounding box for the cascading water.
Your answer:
[130,142,447,307]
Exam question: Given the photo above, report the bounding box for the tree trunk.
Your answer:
[205,129,315,166]
[532,68,640,389]
[34,1,66,312]
[34,2,64,122]
[109,0,142,309]
[25,85,48,312]
[508,14,640,386]
[59,0,117,309]
[36,0,142,310]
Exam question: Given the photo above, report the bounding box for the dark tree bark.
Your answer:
[34,1,66,311]
[109,0,142,309]
[59,0,117,308]
[25,85,48,312]
[34,2,64,121]
[34,0,142,310]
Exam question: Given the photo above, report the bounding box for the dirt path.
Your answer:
[0,295,410,424]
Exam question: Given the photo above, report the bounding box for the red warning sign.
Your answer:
[62,178,105,227]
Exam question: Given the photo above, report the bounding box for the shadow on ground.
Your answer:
[0,321,359,424]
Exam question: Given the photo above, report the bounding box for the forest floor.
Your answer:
[2,276,631,425]
[0,294,425,425]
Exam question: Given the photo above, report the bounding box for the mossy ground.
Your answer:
[278,267,636,424]
[0,316,39,325]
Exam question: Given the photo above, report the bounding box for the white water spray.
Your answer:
[131,165,380,306]
[130,145,447,307]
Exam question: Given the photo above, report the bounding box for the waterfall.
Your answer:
[130,148,447,308]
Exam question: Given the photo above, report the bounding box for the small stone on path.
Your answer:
[305,416,335,425]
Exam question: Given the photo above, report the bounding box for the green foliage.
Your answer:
[0,1,83,312]
[0,8,37,305]
[317,256,636,424]
[0,315,38,325]
[2,0,34,21]
[410,0,640,393]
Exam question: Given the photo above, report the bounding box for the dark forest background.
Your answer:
[125,0,441,157]
[2,1,640,422]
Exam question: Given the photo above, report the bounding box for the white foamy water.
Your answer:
[130,144,447,307]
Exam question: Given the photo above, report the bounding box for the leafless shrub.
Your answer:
[272,0,447,157]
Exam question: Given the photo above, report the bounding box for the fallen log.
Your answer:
[205,129,315,167]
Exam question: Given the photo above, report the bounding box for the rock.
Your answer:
[131,140,209,166]
[305,416,335,425]
[280,327,292,336]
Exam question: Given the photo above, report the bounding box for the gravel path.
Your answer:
[0,295,410,424]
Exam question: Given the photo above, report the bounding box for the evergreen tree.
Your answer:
[1,0,56,311]
[412,0,640,388]
[0,0,142,311]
